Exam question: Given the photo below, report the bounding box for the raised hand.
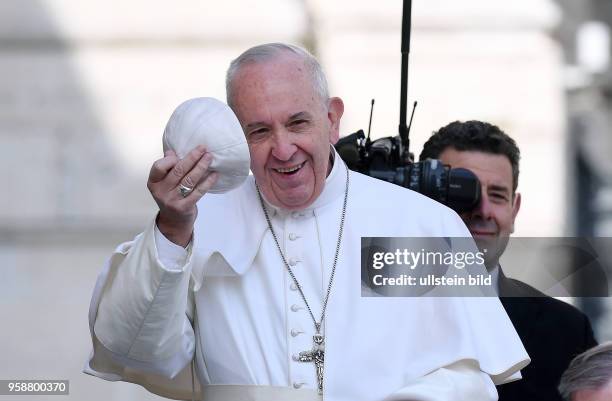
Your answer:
[147,145,218,246]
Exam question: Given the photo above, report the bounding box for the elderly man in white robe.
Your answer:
[84,43,529,401]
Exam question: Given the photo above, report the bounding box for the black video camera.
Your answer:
[335,129,481,214]
[334,0,481,214]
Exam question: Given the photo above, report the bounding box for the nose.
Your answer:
[472,190,493,220]
[271,129,297,161]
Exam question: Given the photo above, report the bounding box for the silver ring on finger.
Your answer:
[178,184,193,198]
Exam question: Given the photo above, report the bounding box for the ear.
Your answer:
[510,192,521,233]
[327,97,344,144]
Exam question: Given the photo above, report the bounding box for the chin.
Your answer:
[473,237,496,252]
[271,184,318,209]
[279,194,315,210]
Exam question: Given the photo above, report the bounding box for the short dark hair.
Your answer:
[419,120,520,193]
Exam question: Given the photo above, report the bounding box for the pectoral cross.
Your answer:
[298,334,325,394]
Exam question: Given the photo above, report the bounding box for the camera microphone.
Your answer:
[334,0,482,214]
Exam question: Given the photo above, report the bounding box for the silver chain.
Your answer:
[256,167,349,334]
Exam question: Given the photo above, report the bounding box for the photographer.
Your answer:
[420,120,597,401]
[84,45,528,401]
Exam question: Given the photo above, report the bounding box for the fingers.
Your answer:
[191,171,219,198]
[149,151,179,183]
[167,146,207,188]
[146,146,216,246]
[147,145,216,215]
[176,151,213,191]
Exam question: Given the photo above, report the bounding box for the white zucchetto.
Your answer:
[162,97,250,193]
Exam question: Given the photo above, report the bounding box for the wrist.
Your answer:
[156,212,194,247]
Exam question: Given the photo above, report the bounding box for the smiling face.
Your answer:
[438,148,521,269]
[229,54,344,210]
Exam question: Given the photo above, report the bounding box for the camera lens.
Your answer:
[446,168,481,213]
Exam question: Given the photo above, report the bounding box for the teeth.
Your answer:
[276,162,304,173]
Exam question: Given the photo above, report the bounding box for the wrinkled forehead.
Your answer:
[232,54,312,91]
[230,58,325,122]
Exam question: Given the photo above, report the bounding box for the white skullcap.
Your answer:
[162,97,251,193]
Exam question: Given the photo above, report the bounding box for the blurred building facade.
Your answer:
[556,0,612,340]
[1,1,607,400]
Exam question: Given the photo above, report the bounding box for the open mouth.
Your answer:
[274,161,306,175]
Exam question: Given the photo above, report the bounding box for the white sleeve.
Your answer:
[154,223,190,271]
[89,218,196,380]
[383,360,500,401]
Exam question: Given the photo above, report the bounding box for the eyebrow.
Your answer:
[488,184,510,194]
[244,111,313,131]
[288,111,312,121]
[245,121,267,131]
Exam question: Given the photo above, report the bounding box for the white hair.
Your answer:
[559,342,612,400]
[225,43,330,109]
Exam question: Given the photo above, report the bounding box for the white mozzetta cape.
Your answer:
[85,155,529,401]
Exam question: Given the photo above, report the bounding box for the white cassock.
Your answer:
[84,151,529,401]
